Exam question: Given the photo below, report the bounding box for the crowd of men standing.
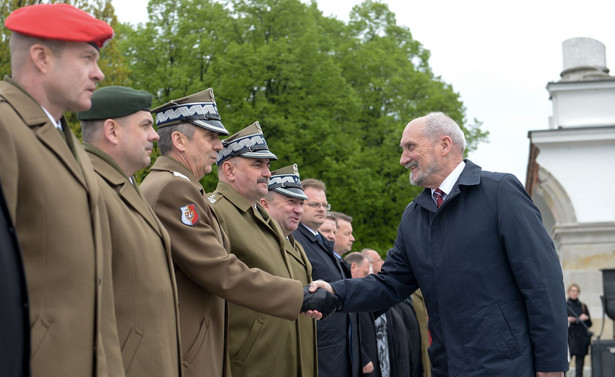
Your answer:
[1,3,570,377]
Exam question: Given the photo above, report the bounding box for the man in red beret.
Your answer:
[0,4,123,377]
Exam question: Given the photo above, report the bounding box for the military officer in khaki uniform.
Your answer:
[140,89,307,377]
[209,123,313,377]
[259,164,318,377]
[78,86,182,377]
[0,4,123,377]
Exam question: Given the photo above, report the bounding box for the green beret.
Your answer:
[77,86,153,121]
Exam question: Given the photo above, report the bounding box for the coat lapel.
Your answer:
[0,79,86,188]
[86,145,163,238]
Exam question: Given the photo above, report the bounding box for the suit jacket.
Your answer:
[141,156,302,377]
[209,181,306,377]
[293,224,359,377]
[0,78,123,377]
[85,145,182,377]
[386,298,422,377]
[331,160,569,377]
[0,179,29,377]
[358,311,381,377]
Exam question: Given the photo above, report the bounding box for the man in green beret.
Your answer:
[78,86,182,377]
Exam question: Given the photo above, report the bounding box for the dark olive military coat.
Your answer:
[141,156,303,377]
[285,235,318,377]
[209,181,313,377]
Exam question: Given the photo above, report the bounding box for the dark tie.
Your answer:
[434,188,445,208]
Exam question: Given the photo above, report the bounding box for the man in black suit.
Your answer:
[292,179,359,377]
[0,179,29,376]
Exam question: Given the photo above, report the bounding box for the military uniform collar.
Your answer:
[83,143,131,182]
[212,181,254,213]
[2,76,52,127]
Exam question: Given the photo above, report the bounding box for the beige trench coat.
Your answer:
[86,145,182,377]
[0,78,123,377]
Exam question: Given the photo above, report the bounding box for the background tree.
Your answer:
[121,0,488,252]
[1,0,488,252]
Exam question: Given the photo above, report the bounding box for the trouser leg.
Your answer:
[574,354,584,377]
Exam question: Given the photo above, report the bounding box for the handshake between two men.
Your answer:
[301,280,339,320]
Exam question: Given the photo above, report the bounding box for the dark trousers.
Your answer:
[571,354,585,377]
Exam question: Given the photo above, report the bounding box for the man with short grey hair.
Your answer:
[309,112,568,377]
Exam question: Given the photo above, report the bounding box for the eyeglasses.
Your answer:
[305,202,331,210]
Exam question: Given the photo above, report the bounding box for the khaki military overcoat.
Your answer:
[285,235,318,377]
[209,181,312,377]
[85,145,182,377]
[0,78,123,377]
[140,156,303,377]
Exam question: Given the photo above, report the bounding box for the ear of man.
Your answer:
[220,160,236,181]
[103,119,121,146]
[170,130,187,152]
[30,43,52,74]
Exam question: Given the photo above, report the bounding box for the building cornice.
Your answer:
[528,125,615,145]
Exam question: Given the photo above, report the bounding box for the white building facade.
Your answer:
[526,37,615,340]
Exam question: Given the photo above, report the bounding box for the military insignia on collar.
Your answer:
[180,204,199,226]
[173,171,190,181]
[207,194,218,204]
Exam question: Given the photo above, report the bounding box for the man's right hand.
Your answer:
[308,279,334,294]
[301,285,341,320]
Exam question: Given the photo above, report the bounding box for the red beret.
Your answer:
[5,3,113,49]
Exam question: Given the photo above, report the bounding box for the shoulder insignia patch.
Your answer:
[173,171,190,181]
[180,204,199,226]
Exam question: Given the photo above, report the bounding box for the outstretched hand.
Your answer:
[301,285,341,320]
[308,279,334,294]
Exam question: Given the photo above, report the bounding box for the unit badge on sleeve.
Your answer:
[180,204,199,226]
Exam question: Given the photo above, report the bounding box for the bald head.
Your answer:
[361,248,384,274]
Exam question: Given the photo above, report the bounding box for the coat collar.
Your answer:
[213,181,254,214]
[413,159,482,212]
[213,181,285,242]
[1,77,86,187]
[85,143,164,237]
[151,155,205,195]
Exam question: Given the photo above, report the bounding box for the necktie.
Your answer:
[434,188,445,208]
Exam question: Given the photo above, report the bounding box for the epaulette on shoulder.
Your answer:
[207,192,221,204]
[173,171,190,181]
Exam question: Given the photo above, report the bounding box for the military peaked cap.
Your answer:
[268,164,308,200]
[152,88,228,135]
[216,121,277,166]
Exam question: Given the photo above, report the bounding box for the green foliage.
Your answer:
[120,0,488,253]
[1,0,489,254]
